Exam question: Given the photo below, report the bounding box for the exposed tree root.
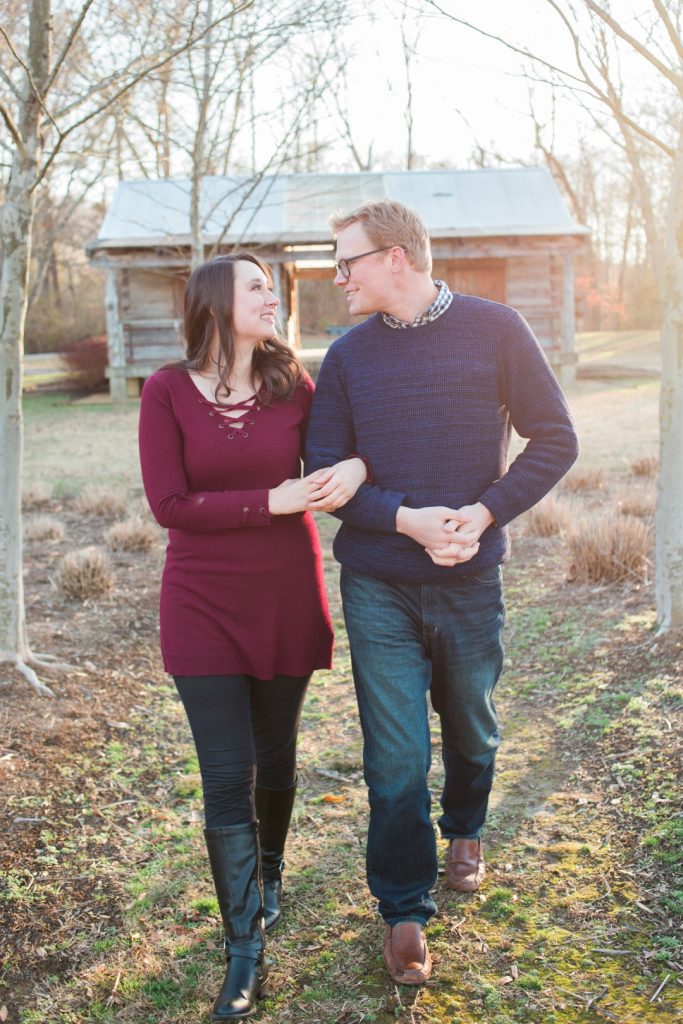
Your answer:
[3,648,76,697]
[11,655,55,698]
[28,652,76,672]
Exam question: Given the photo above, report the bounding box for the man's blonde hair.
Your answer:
[330,199,432,273]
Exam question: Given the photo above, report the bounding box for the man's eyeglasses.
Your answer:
[335,246,395,280]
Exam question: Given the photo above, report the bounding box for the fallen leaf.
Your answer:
[323,794,345,804]
[0,1005,8,1021]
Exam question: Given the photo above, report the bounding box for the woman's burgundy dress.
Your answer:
[139,368,333,679]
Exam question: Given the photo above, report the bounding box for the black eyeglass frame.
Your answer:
[335,246,396,280]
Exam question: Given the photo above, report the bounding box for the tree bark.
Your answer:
[190,0,214,271]
[656,124,683,629]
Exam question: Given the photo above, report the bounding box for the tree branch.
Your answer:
[582,0,683,94]
[651,0,683,63]
[0,99,26,157]
[423,0,587,87]
[44,0,96,95]
[542,0,675,158]
[33,0,257,191]
[51,0,255,122]
[0,23,60,135]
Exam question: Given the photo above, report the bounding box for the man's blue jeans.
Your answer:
[340,565,505,925]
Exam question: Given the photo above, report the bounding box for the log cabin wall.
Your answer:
[505,252,556,349]
[121,268,186,377]
[433,249,562,352]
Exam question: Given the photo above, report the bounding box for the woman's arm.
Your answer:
[139,374,314,530]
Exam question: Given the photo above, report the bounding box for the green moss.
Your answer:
[191,896,218,916]
[517,970,543,991]
[481,887,515,920]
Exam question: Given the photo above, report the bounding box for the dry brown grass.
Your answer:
[561,466,606,494]
[567,513,651,584]
[55,546,114,600]
[24,515,65,542]
[74,484,128,517]
[631,455,658,478]
[105,516,157,552]
[525,496,574,537]
[616,483,656,519]
[22,481,53,507]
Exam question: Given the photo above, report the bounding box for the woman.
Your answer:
[139,254,366,1020]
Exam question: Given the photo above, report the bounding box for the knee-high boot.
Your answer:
[204,822,268,1020]
[254,781,297,932]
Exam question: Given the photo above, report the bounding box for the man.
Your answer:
[305,200,578,985]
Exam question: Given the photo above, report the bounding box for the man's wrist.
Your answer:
[396,505,413,535]
[475,502,495,531]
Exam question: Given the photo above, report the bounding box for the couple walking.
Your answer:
[139,198,578,1018]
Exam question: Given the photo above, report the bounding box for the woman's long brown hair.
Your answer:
[177,253,305,403]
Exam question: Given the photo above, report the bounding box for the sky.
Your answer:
[256,0,669,174]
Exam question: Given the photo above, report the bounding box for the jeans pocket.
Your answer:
[468,565,502,586]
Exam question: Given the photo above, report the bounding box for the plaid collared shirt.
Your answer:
[382,279,453,329]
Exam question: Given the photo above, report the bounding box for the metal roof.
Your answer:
[89,167,587,250]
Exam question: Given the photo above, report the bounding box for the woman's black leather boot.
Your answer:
[204,822,268,1020]
[254,782,297,932]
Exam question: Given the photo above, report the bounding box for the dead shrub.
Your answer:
[525,496,574,537]
[24,515,65,542]
[126,495,154,520]
[60,335,108,390]
[74,484,127,517]
[617,484,656,519]
[567,513,651,584]
[105,516,157,552]
[55,546,114,600]
[631,455,658,479]
[22,481,53,507]
[561,467,606,494]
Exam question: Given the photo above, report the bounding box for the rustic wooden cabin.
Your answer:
[87,168,588,399]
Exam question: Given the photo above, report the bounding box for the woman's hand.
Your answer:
[307,458,368,512]
[268,477,320,515]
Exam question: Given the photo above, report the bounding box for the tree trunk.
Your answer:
[656,123,683,630]
[0,0,55,693]
[190,0,214,271]
[0,163,35,669]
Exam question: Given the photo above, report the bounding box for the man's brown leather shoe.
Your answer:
[445,838,485,892]
[382,922,432,985]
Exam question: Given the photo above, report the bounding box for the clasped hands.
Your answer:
[268,458,367,516]
[396,502,494,567]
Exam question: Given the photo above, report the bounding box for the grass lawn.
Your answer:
[1,372,680,1024]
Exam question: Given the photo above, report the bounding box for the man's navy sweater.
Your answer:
[305,294,579,583]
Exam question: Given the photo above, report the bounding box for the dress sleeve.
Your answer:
[139,373,272,531]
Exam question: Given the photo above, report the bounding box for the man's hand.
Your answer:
[425,502,494,566]
[396,505,470,549]
[307,458,367,512]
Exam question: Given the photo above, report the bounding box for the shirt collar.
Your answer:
[382,279,453,329]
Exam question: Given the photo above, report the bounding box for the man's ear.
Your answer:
[390,245,406,274]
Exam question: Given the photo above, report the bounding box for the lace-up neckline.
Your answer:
[186,373,263,441]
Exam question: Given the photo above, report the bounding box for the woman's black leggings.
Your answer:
[174,674,309,828]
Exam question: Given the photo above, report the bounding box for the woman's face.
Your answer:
[230,259,280,345]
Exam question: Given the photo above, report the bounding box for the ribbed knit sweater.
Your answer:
[305,294,579,583]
